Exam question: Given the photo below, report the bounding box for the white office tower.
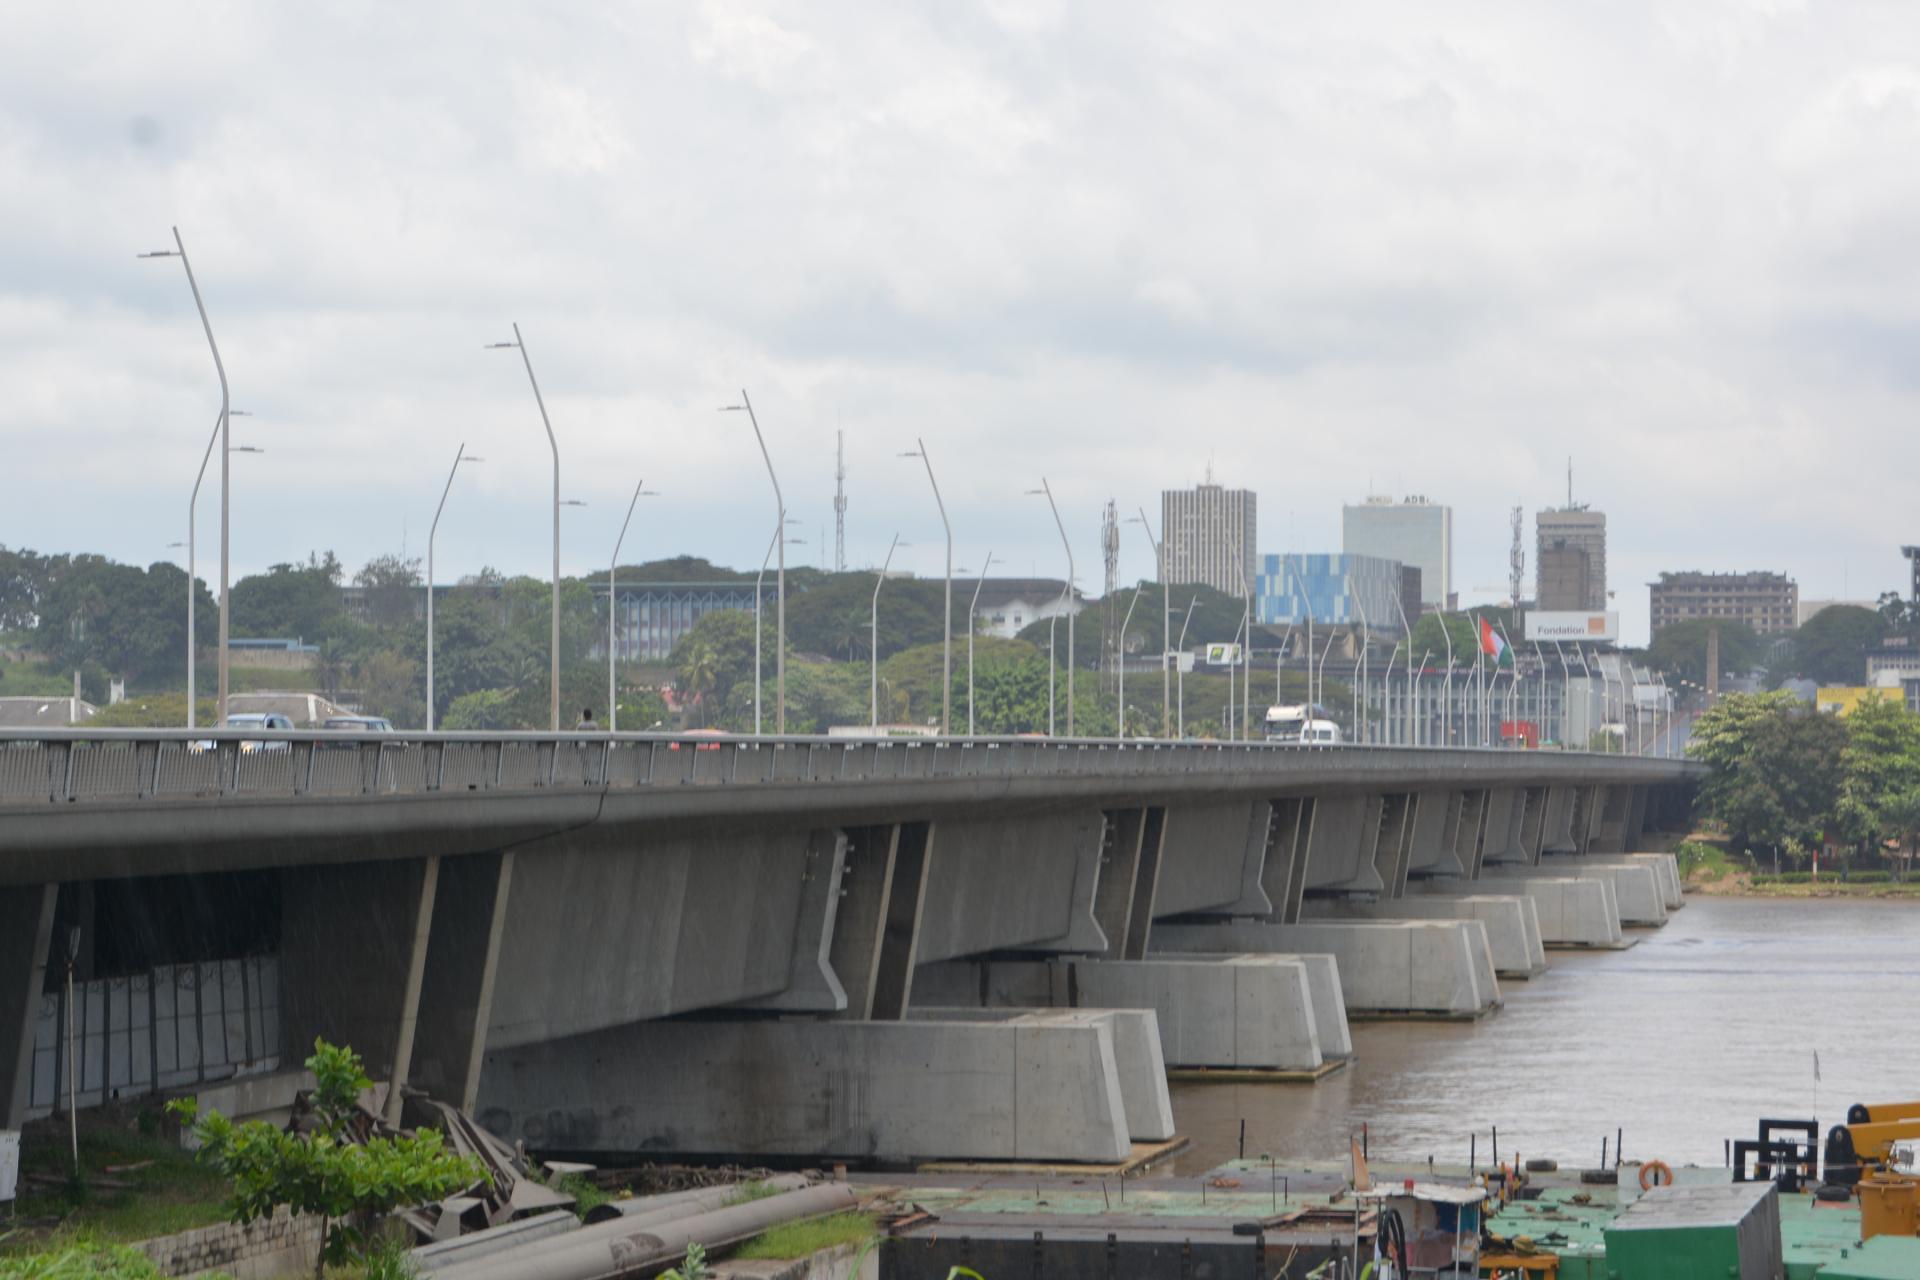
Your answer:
[1342,495,1453,609]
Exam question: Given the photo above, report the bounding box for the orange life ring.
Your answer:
[1639,1159,1674,1191]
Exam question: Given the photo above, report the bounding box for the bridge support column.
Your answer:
[409,851,515,1112]
[1155,916,1499,1020]
[1091,807,1165,961]
[281,857,439,1118]
[1540,786,1580,855]
[1480,788,1527,867]
[1458,873,1627,947]
[478,1013,1139,1163]
[1,884,56,1130]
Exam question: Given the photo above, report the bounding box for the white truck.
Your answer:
[1263,703,1343,744]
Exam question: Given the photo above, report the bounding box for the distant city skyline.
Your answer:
[5,5,1919,648]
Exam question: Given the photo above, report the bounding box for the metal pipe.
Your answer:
[1030,480,1074,736]
[904,440,952,733]
[439,1183,860,1280]
[581,1174,810,1226]
[411,1210,580,1273]
[606,479,654,733]
[1117,588,1140,737]
[1175,594,1198,737]
[429,444,481,732]
[1133,507,1169,735]
[185,412,220,729]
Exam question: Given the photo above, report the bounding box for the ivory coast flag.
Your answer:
[1480,616,1511,665]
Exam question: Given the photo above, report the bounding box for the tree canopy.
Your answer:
[1646,619,1764,682]
[1781,605,1886,685]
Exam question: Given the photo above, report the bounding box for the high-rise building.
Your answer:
[1648,571,1798,637]
[1162,483,1256,595]
[1255,553,1405,632]
[1536,508,1607,611]
[1341,496,1452,610]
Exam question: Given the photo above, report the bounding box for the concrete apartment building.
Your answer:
[1162,482,1256,595]
[1342,495,1452,609]
[1537,507,1607,611]
[1648,570,1798,637]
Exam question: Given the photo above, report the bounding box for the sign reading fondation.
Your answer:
[1523,611,1619,642]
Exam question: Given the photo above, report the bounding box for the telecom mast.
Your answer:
[1509,506,1526,609]
[833,430,847,573]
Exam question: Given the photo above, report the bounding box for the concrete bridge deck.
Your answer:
[0,730,1698,1164]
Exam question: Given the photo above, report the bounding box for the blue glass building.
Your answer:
[1256,553,1405,631]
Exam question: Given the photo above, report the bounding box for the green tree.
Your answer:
[1646,619,1764,682]
[230,553,347,641]
[1783,605,1887,685]
[32,556,211,686]
[1689,690,1848,859]
[443,687,520,730]
[170,1039,483,1278]
[1834,693,1920,857]
[787,573,944,660]
[677,640,720,728]
[354,554,422,630]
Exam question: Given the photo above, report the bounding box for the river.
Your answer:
[1169,896,1920,1171]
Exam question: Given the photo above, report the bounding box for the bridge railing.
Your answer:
[0,730,1685,807]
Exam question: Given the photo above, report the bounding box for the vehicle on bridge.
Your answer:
[322,715,395,733]
[190,712,295,753]
[1264,703,1343,744]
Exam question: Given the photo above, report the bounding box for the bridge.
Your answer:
[0,729,1697,1165]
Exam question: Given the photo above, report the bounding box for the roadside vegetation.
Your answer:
[732,1210,877,1260]
[1688,690,1920,882]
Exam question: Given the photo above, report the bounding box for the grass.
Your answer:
[1674,839,1734,882]
[723,1178,784,1206]
[556,1173,612,1219]
[732,1211,877,1261]
[0,1117,231,1257]
[0,1236,225,1279]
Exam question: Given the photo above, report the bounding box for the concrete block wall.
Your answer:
[136,1205,322,1279]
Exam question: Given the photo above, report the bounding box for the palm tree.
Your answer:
[678,640,719,728]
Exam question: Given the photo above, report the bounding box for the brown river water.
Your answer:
[1169,896,1920,1172]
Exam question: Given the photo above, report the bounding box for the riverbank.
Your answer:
[1676,837,1920,897]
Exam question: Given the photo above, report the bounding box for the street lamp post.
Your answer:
[1413,649,1433,745]
[722,392,786,732]
[486,324,563,731]
[754,522,782,737]
[181,410,252,728]
[607,478,658,732]
[902,441,952,735]
[427,443,484,732]
[1116,588,1141,737]
[967,553,995,736]
[142,228,232,721]
[1027,481,1074,736]
[871,534,901,729]
[1129,509,1170,736]
[1175,595,1199,737]
[1439,614,1456,745]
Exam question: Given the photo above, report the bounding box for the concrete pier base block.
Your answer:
[1065,957,1325,1073]
[476,1016,1134,1164]
[1152,920,1500,1019]
[1311,893,1547,979]
[1508,862,1666,927]
[1557,854,1683,911]
[1461,875,1626,948]
[911,1007,1174,1142]
[1291,954,1352,1060]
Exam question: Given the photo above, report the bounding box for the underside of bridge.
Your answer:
[1,738,1696,1166]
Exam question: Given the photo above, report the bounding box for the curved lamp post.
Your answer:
[1027,481,1074,736]
[967,552,995,736]
[428,443,484,731]
[486,324,563,731]
[142,228,231,722]
[871,534,902,729]
[901,441,952,734]
[607,478,659,731]
[721,392,785,732]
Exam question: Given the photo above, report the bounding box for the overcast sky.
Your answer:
[5,1,1918,645]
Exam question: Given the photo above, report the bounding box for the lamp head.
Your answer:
[561,499,588,508]
[137,250,179,259]
[485,341,519,350]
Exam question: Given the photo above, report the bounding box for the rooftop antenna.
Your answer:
[1509,506,1525,609]
[833,429,848,573]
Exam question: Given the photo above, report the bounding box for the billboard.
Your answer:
[1524,611,1619,643]
[1203,643,1242,665]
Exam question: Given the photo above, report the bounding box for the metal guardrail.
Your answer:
[0,730,1692,808]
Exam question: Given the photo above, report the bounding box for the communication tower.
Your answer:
[1509,506,1525,609]
[833,430,847,573]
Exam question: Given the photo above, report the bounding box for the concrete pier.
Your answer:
[1500,861,1666,927]
[476,1013,1145,1164]
[911,954,1342,1073]
[1457,875,1626,949]
[910,1007,1175,1142]
[1152,919,1501,1019]
[1550,853,1684,911]
[1308,892,1547,979]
